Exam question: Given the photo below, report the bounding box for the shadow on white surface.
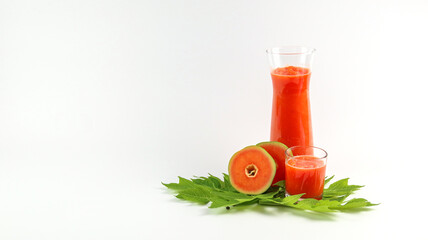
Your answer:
[207,205,337,221]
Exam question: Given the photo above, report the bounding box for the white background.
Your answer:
[1,0,427,239]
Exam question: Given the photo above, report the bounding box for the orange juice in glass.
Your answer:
[285,146,327,200]
[266,47,315,147]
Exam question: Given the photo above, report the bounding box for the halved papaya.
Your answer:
[228,146,276,195]
[256,141,288,185]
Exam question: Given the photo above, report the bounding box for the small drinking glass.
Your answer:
[285,146,327,200]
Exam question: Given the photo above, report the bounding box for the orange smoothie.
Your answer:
[285,155,326,199]
[270,66,313,147]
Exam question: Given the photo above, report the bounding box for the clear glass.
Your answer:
[285,146,327,200]
[266,46,316,147]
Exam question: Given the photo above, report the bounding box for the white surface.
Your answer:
[0,0,427,239]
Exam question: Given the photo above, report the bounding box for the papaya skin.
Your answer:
[228,145,276,195]
[256,141,288,186]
